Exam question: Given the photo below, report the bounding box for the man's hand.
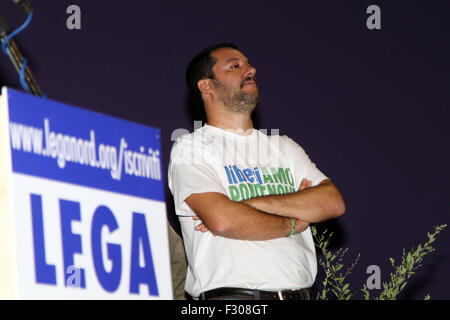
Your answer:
[193,178,314,236]
[299,177,313,190]
[193,215,216,236]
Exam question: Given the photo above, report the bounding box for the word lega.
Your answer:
[31,194,159,295]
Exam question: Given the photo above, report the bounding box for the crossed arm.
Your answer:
[185,178,345,241]
[243,179,345,223]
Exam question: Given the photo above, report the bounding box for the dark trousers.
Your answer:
[199,287,314,300]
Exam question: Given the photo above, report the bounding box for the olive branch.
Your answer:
[311,226,360,300]
[311,224,447,300]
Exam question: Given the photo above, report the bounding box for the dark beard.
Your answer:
[213,79,259,114]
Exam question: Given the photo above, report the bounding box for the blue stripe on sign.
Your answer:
[6,88,164,202]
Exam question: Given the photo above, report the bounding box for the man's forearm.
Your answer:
[242,180,345,223]
[186,192,308,241]
[213,202,294,240]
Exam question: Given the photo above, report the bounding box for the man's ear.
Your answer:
[198,79,213,95]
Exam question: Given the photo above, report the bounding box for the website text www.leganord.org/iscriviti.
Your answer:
[8,119,161,181]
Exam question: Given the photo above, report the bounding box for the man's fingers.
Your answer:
[192,215,213,234]
[300,178,313,190]
[300,178,307,189]
[195,223,205,230]
[193,216,212,233]
[195,223,211,233]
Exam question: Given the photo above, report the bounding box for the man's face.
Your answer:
[210,47,259,114]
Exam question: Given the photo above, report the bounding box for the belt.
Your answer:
[199,287,313,300]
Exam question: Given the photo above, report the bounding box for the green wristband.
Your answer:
[288,218,295,237]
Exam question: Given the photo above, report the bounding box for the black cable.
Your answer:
[0,11,43,96]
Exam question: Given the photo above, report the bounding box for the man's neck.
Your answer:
[206,112,254,135]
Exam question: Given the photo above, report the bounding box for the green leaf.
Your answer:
[389,258,395,266]
[400,283,407,292]
[334,264,343,273]
[406,252,412,264]
[331,289,339,298]
[361,287,370,300]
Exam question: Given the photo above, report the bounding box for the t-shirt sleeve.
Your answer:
[282,136,328,187]
[168,139,225,216]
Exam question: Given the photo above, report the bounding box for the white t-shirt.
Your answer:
[168,124,328,298]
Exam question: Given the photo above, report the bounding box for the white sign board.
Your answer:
[0,87,172,299]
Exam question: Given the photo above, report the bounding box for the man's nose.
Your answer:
[244,64,256,79]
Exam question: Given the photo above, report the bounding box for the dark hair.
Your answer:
[186,43,239,109]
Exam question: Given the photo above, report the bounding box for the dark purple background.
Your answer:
[1,0,448,300]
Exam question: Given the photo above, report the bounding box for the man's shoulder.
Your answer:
[262,132,300,147]
[170,127,217,162]
[172,126,210,149]
[270,134,307,156]
[278,134,301,147]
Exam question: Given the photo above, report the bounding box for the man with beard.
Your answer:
[168,43,345,300]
